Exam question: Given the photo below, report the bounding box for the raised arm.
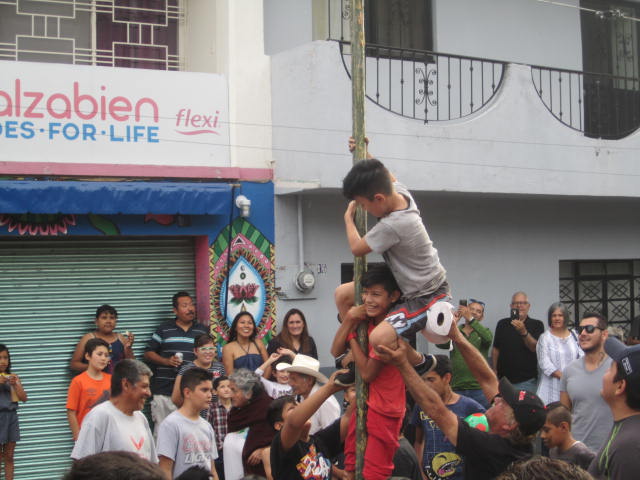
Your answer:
[344,201,372,257]
[70,333,91,372]
[330,305,363,358]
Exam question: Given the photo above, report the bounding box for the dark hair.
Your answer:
[613,361,640,410]
[84,338,110,358]
[172,291,192,309]
[194,333,215,349]
[496,455,592,480]
[63,451,165,480]
[95,304,118,318]
[213,375,229,390]
[267,395,296,428]
[432,355,453,378]
[581,312,608,330]
[111,359,152,397]
[274,309,313,356]
[361,263,400,295]
[342,158,393,200]
[228,312,257,342]
[547,302,569,328]
[174,466,213,480]
[0,344,11,374]
[545,402,572,427]
[181,367,213,396]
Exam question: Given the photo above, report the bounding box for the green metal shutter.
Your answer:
[0,238,196,479]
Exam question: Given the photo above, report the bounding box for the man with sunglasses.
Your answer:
[560,313,613,452]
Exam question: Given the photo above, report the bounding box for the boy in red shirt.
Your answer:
[66,338,111,440]
[331,264,419,480]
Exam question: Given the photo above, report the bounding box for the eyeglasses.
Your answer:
[511,301,529,306]
[469,298,486,307]
[198,346,216,352]
[576,325,604,334]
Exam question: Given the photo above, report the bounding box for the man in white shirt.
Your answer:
[71,359,157,462]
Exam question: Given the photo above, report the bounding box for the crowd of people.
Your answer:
[1,143,639,480]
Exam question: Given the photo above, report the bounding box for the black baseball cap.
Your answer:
[498,377,546,436]
[605,337,640,390]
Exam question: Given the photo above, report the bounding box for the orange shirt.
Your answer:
[66,371,111,425]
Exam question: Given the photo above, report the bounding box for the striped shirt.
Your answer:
[144,319,208,395]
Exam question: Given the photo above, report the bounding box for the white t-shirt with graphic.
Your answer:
[71,400,157,462]
[157,410,218,479]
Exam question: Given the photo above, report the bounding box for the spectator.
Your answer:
[540,402,595,470]
[66,338,112,441]
[587,337,640,479]
[277,355,341,434]
[255,353,294,399]
[0,344,27,480]
[492,291,544,392]
[70,304,134,374]
[227,369,275,477]
[560,313,613,452]
[376,318,547,480]
[208,376,232,480]
[171,334,225,413]
[411,355,485,480]
[71,359,157,462]
[267,308,318,360]
[496,456,592,480]
[392,410,422,480]
[158,367,219,479]
[63,451,165,480]
[438,299,493,408]
[144,291,208,436]
[268,370,352,480]
[536,302,583,405]
[222,312,268,376]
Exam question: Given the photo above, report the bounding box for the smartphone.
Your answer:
[459,299,468,307]
[510,308,519,321]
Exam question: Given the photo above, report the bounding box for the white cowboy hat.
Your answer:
[276,354,329,384]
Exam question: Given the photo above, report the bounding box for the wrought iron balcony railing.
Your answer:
[531,65,640,139]
[337,41,506,124]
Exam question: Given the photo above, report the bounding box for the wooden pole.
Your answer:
[350,0,367,478]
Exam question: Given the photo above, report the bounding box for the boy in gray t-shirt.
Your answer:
[157,368,219,479]
[336,152,451,376]
[541,402,595,470]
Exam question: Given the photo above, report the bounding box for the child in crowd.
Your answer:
[268,370,352,480]
[331,264,421,480]
[256,352,294,399]
[208,376,232,480]
[172,333,225,416]
[0,344,27,480]
[335,138,452,372]
[66,338,112,441]
[540,402,596,470]
[70,304,134,374]
[158,367,219,479]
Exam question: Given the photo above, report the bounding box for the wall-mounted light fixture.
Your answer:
[235,195,251,218]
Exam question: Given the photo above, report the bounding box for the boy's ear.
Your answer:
[373,193,387,203]
[391,290,401,303]
[559,421,570,432]
[274,420,284,432]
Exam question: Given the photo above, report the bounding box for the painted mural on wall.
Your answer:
[0,213,77,235]
[210,217,276,344]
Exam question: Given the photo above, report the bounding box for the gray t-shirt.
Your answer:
[588,414,640,480]
[560,356,613,452]
[157,410,218,479]
[550,440,595,470]
[364,182,446,299]
[71,400,157,462]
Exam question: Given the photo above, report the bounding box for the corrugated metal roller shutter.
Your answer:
[0,238,196,479]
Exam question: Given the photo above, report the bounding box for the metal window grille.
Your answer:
[0,0,183,70]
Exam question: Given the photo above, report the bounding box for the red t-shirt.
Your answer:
[66,371,111,425]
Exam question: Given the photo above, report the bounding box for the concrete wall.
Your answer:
[275,191,640,366]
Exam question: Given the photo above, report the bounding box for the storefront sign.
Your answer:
[0,61,230,168]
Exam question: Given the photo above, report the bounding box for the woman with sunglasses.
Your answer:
[535,302,583,405]
[171,334,225,416]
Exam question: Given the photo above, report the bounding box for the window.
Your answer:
[559,260,640,334]
[580,1,640,138]
[0,0,181,70]
[365,0,433,52]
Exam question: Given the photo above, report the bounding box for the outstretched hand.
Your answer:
[328,369,350,391]
[374,339,410,366]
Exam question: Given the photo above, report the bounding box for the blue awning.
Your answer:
[0,180,232,215]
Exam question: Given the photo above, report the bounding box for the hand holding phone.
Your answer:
[510,308,519,321]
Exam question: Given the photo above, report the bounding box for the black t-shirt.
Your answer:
[392,436,422,480]
[456,418,532,480]
[493,316,544,383]
[588,413,640,480]
[270,418,342,480]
